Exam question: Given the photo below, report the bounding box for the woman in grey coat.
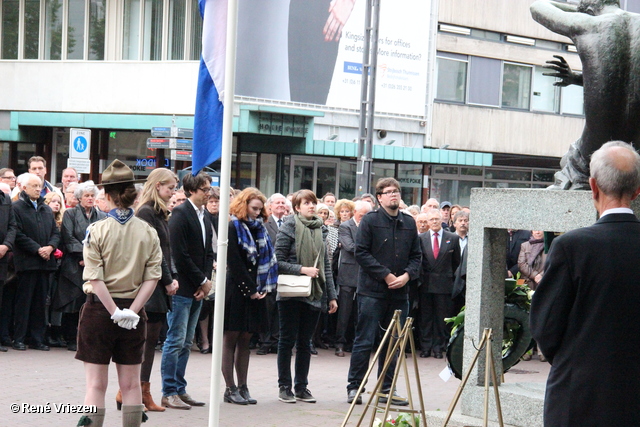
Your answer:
[275,189,337,404]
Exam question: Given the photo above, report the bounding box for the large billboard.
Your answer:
[235,0,431,117]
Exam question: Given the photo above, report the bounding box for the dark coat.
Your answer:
[336,218,359,288]
[137,202,175,313]
[264,216,280,246]
[275,215,337,312]
[54,205,105,310]
[506,229,530,277]
[169,201,214,298]
[452,242,468,300]
[419,230,461,294]
[355,208,422,300]
[530,213,640,426]
[12,192,61,272]
[0,191,16,281]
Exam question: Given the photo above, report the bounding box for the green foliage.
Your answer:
[374,413,422,427]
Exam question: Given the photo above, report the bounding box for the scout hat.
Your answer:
[99,159,146,187]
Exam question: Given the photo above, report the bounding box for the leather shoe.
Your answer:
[433,351,443,359]
[335,346,345,357]
[179,393,205,406]
[256,345,270,355]
[347,389,362,405]
[378,390,409,406]
[161,395,191,410]
[12,342,26,351]
[419,351,431,358]
[223,386,248,405]
[200,346,212,354]
[310,343,318,355]
[30,343,50,351]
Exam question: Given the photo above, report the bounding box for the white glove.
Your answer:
[111,308,126,323]
[117,309,140,330]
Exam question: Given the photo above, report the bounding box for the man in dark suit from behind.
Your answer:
[531,140,640,426]
[506,229,530,279]
[418,208,460,358]
[334,200,371,357]
[161,172,214,409]
[257,193,288,355]
[0,184,16,352]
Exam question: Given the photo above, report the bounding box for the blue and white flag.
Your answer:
[192,0,227,175]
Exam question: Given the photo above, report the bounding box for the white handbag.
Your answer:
[277,252,320,298]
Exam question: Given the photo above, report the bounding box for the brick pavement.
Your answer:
[0,345,550,426]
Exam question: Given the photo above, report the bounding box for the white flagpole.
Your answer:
[208,0,238,425]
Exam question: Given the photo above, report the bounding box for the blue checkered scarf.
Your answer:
[231,215,278,293]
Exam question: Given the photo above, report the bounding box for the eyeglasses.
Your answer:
[198,187,212,193]
[1,176,15,181]
[380,190,400,196]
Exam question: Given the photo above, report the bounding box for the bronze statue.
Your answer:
[531,0,640,189]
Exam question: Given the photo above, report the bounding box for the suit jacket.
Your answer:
[169,200,214,298]
[506,229,530,277]
[336,218,359,288]
[264,215,283,247]
[0,191,16,281]
[452,240,468,300]
[419,230,460,294]
[530,213,640,426]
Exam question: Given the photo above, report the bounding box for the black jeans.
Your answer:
[335,286,357,345]
[14,270,49,344]
[277,300,320,391]
[347,295,408,392]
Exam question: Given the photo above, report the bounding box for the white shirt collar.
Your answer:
[188,198,205,216]
[600,207,633,218]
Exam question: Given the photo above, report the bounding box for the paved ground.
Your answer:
[1,345,550,426]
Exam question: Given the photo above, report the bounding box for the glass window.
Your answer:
[123,0,141,60]
[2,0,19,59]
[433,166,459,175]
[398,164,422,206]
[502,63,532,109]
[469,56,501,106]
[532,66,559,113]
[484,182,531,189]
[461,167,482,177]
[258,154,277,197]
[88,0,106,60]
[238,153,257,189]
[24,0,40,59]
[371,162,395,191]
[316,161,337,198]
[339,161,356,200]
[533,169,555,183]
[0,143,10,168]
[291,159,314,192]
[67,0,86,59]
[143,0,163,61]
[189,0,203,60]
[430,178,481,207]
[485,168,531,181]
[45,0,63,60]
[436,57,467,103]
[169,0,186,60]
[561,84,584,115]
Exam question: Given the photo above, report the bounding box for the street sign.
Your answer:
[147,138,172,149]
[68,158,91,174]
[171,150,193,161]
[147,138,193,150]
[151,127,172,138]
[70,128,91,159]
[151,127,194,138]
[177,128,193,139]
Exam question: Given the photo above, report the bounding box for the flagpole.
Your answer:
[208,0,238,425]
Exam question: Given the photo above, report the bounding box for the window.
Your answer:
[1,0,19,59]
[44,0,63,60]
[532,66,559,113]
[24,0,39,59]
[469,56,501,106]
[436,56,467,103]
[502,63,532,109]
[123,0,203,61]
[561,83,584,115]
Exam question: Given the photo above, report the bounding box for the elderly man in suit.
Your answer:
[418,209,460,358]
[257,193,288,355]
[334,200,371,357]
[531,140,640,426]
[161,172,214,409]
[0,184,16,352]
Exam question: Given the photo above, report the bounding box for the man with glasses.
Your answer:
[346,178,421,405]
[161,172,214,409]
[0,168,16,191]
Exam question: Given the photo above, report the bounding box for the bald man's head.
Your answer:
[590,141,640,199]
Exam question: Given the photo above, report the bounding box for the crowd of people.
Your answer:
[0,157,550,425]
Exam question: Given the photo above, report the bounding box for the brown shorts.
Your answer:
[75,296,147,365]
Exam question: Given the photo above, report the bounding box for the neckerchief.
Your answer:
[230,215,278,293]
[107,208,134,225]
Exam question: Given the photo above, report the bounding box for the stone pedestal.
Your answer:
[460,188,597,426]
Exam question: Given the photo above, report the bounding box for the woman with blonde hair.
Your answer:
[114,168,179,412]
[222,187,278,405]
[44,191,65,229]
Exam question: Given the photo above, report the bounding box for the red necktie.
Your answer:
[433,232,440,259]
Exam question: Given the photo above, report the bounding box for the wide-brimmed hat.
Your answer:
[99,159,146,187]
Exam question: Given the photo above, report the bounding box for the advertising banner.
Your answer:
[235,0,431,117]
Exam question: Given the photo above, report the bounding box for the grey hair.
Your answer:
[267,193,286,204]
[75,180,98,200]
[590,140,640,199]
[17,173,40,187]
[354,200,372,213]
[453,210,470,222]
[427,208,442,220]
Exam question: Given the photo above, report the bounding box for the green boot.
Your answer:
[121,404,147,427]
[77,407,105,427]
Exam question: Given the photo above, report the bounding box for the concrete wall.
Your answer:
[431,102,585,157]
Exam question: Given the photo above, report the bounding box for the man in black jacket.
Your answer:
[346,178,422,405]
[0,187,16,352]
[161,172,214,409]
[12,173,60,351]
